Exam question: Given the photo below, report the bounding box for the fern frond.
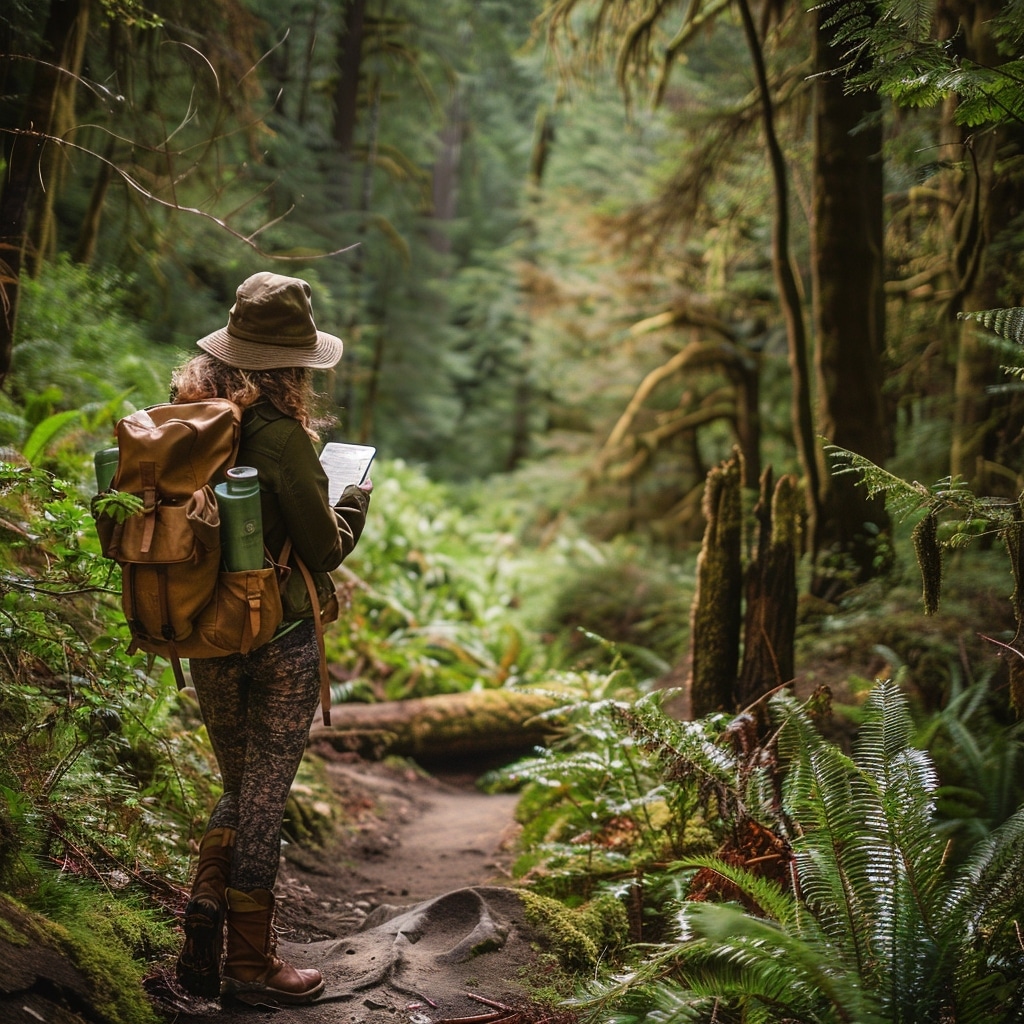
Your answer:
[621,691,739,789]
[958,306,1024,346]
[824,445,933,520]
[774,681,958,1015]
[676,855,799,924]
[930,808,1024,1017]
[887,0,937,41]
[679,901,888,1023]
[947,806,1024,933]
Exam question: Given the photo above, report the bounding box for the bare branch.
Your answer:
[1,128,358,261]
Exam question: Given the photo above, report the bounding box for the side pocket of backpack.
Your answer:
[184,565,285,656]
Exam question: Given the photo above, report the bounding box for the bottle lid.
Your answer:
[223,465,259,496]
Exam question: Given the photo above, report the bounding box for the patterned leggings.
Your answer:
[190,620,322,892]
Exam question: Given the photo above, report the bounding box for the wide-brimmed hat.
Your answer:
[196,272,343,370]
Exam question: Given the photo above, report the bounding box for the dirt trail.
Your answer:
[312,759,521,904]
[151,756,528,1024]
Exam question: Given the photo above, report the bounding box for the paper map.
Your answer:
[320,442,376,504]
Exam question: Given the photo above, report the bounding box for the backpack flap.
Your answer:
[107,400,241,648]
[114,400,241,499]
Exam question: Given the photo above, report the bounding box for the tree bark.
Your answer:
[73,135,114,265]
[736,469,801,708]
[810,8,891,595]
[333,0,366,162]
[687,452,744,717]
[310,688,560,761]
[944,0,1024,491]
[735,0,820,552]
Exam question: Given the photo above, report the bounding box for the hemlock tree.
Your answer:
[810,4,891,595]
[538,0,893,589]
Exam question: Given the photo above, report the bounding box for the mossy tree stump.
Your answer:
[737,467,802,708]
[688,454,744,717]
[684,452,803,719]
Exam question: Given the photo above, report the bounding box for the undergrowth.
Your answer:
[3,265,1024,1021]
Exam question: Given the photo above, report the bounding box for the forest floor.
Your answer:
[145,747,543,1024]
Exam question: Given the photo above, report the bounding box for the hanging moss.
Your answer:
[913,511,943,616]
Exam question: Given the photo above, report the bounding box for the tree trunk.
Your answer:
[428,91,465,255]
[735,0,821,556]
[333,0,366,163]
[810,9,891,596]
[310,689,560,761]
[30,0,90,271]
[296,0,323,126]
[736,469,801,708]
[0,0,88,381]
[951,129,1024,495]
[331,0,370,435]
[73,136,115,265]
[687,452,744,717]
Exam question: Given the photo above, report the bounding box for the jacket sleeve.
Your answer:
[276,428,369,572]
[334,484,371,562]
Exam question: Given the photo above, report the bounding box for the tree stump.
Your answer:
[687,452,743,717]
[736,468,802,708]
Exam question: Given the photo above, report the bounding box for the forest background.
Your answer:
[5,0,1024,1022]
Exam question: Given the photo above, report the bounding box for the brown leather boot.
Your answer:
[221,887,324,1005]
[175,827,234,997]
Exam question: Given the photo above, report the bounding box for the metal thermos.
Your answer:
[214,466,264,571]
[94,446,119,492]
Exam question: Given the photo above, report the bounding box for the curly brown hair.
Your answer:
[169,354,333,441]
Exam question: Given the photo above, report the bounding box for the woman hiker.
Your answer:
[171,272,372,1005]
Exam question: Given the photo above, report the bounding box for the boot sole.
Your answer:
[221,977,326,1006]
[176,899,224,998]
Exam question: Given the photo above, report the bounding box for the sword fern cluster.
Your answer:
[579,682,1024,1023]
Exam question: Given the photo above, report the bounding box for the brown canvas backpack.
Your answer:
[92,399,286,688]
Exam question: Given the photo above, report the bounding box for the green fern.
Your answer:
[825,444,1023,617]
[577,682,1024,1024]
[816,0,1024,134]
[959,306,1024,346]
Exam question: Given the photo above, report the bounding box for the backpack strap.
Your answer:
[168,649,188,690]
[291,553,332,727]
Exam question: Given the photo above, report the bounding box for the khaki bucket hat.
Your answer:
[196,272,343,370]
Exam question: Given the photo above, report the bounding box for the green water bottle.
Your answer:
[94,446,119,492]
[214,466,264,571]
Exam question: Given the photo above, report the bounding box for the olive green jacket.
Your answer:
[238,402,370,620]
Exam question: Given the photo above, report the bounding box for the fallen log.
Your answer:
[310,688,562,762]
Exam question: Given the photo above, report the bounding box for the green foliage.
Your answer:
[13,257,180,423]
[487,679,733,906]
[825,442,1024,622]
[328,459,539,699]
[328,459,689,700]
[576,681,1024,1024]
[916,673,1024,859]
[97,0,164,30]
[0,459,216,899]
[536,551,694,676]
[819,0,1024,126]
